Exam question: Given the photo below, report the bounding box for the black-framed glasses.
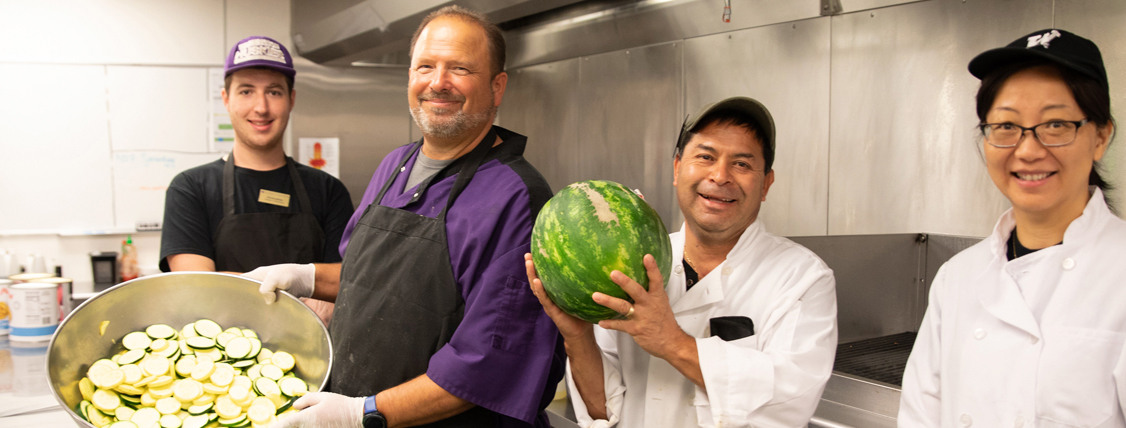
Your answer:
[979,119,1090,148]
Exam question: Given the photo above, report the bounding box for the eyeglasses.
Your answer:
[979,119,1089,148]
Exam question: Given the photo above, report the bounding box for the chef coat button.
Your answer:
[960,414,972,427]
[1030,335,1039,344]
[973,328,986,340]
[674,265,684,275]
[1014,416,1024,428]
[413,192,420,198]
[721,266,733,275]
[400,166,406,172]
[1062,258,1075,270]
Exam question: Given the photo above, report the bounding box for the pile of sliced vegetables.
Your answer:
[76,319,312,428]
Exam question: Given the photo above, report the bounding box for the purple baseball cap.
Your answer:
[225,36,296,78]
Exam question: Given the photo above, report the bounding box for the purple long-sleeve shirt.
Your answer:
[339,127,564,426]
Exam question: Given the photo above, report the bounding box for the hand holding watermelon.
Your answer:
[524,253,595,341]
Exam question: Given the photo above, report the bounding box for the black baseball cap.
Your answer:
[968,29,1107,88]
[676,97,776,170]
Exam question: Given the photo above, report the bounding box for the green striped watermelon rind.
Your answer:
[531,180,673,323]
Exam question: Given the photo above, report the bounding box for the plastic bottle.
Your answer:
[120,236,139,282]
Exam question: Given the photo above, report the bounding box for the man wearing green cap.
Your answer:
[526,97,838,427]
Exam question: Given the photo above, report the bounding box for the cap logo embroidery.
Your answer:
[1027,30,1062,49]
[234,39,286,65]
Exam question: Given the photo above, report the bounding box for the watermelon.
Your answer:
[531,180,673,323]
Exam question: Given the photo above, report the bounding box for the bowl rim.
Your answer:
[46,271,333,426]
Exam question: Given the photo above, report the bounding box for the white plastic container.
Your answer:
[9,283,58,342]
[0,279,11,335]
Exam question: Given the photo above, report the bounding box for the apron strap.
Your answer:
[285,157,314,214]
[374,143,422,203]
[439,126,497,221]
[371,126,500,220]
[222,152,237,217]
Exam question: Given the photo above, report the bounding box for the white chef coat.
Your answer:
[900,188,1126,428]
[568,219,838,428]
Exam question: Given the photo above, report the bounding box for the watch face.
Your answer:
[363,412,388,428]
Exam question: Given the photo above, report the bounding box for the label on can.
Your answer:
[0,280,11,335]
[9,283,58,341]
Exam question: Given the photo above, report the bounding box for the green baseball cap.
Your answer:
[676,96,776,170]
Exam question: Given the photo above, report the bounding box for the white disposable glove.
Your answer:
[272,392,364,428]
[242,263,316,304]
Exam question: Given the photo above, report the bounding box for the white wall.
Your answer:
[0,0,293,292]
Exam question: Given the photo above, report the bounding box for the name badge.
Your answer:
[258,189,291,207]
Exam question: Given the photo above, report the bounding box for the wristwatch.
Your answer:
[362,395,387,428]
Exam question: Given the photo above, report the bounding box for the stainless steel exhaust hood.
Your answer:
[290,0,590,67]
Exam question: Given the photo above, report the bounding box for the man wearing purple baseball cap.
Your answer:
[160,36,354,317]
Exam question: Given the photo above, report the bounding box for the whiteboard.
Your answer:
[113,152,221,228]
[0,63,229,235]
[0,64,115,233]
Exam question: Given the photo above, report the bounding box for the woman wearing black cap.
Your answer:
[900,29,1124,427]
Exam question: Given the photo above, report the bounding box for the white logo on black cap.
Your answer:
[1027,30,1062,49]
[234,39,286,65]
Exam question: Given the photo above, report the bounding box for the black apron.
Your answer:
[212,154,326,272]
[329,128,501,426]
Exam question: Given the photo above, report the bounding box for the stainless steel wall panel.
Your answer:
[578,43,683,230]
[835,0,924,14]
[290,59,412,208]
[1055,0,1126,216]
[790,234,922,343]
[684,18,831,236]
[498,58,583,192]
[506,0,820,69]
[828,0,1051,236]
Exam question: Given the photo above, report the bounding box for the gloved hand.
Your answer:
[272,392,364,428]
[242,263,316,304]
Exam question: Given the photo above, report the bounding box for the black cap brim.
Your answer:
[969,46,1102,83]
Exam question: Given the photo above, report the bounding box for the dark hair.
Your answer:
[676,109,774,172]
[976,60,1115,196]
[223,67,295,94]
[410,6,506,78]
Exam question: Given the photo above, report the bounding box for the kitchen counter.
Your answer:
[0,336,78,427]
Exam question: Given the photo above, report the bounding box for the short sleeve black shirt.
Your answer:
[159,158,354,271]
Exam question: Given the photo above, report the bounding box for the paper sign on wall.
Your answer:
[299,138,340,178]
[208,67,235,153]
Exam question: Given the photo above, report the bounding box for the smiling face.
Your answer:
[222,68,294,151]
[984,66,1110,220]
[674,122,775,242]
[408,16,506,141]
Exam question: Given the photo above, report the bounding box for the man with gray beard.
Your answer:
[252,5,565,428]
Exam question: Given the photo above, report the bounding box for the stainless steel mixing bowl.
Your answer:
[46,272,332,427]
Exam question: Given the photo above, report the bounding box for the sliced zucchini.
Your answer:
[223,338,252,360]
[173,378,204,403]
[214,396,242,419]
[131,407,162,428]
[180,323,199,339]
[155,396,182,415]
[268,352,294,372]
[193,320,223,338]
[254,348,270,364]
[278,378,308,397]
[92,388,121,412]
[231,360,255,369]
[80,377,96,401]
[182,415,210,428]
[240,329,257,339]
[121,364,143,384]
[252,378,279,397]
[216,415,247,427]
[88,359,119,379]
[187,402,214,416]
[160,414,184,428]
[246,339,262,360]
[275,396,297,414]
[186,337,216,350]
[118,349,146,365]
[258,365,283,381]
[123,332,153,351]
[114,383,145,396]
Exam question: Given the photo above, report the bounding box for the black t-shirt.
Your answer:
[159,158,354,272]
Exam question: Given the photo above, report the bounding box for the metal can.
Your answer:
[9,283,59,342]
[0,279,10,335]
[35,277,73,321]
[0,336,11,393]
[8,273,54,283]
